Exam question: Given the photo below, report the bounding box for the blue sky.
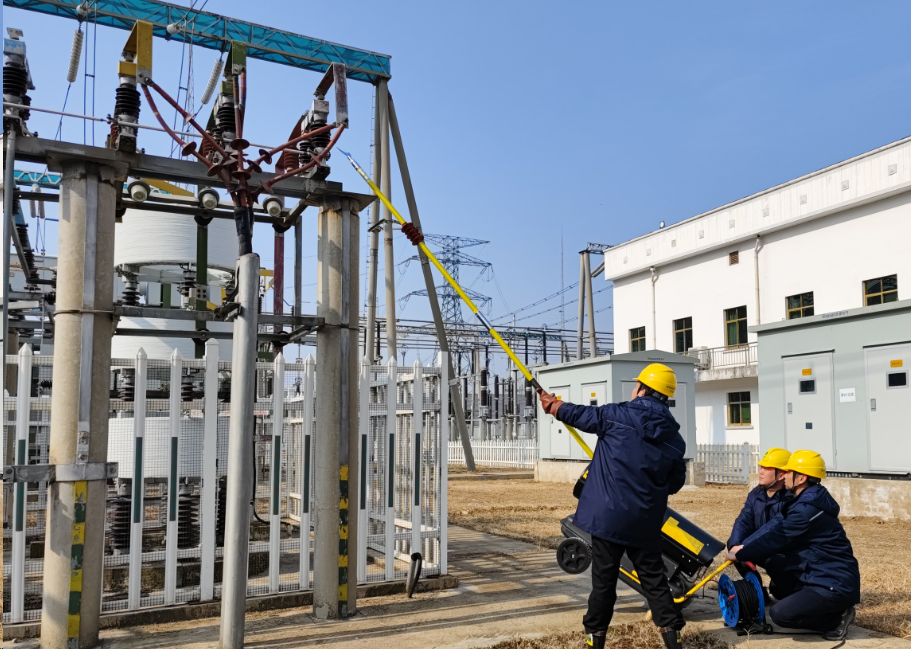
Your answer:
[6,1,911,366]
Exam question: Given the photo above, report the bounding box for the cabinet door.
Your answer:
[865,344,911,472]
[783,354,835,468]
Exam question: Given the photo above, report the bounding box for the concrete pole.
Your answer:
[274,228,284,329]
[576,252,586,360]
[219,253,260,649]
[294,216,303,318]
[386,94,475,469]
[2,130,17,406]
[314,197,360,618]
[585,252,597,357]
[380,82,396,361]
[41,160,120,649]
[364,81,386,362]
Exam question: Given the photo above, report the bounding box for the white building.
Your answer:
[602,135,911,445]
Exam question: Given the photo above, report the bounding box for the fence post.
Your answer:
[164,349,182,604]
[11,344,33,622]
[299,355,315,590]
[128,348,148,610]
[439,352,448,577]
[357,358,369,583]
[269,352,285,594]
[200,339,219,601]
[411,360,423,560]
[385,358,397,581]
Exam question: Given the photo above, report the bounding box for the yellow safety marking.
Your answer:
[339,524,348,540]
[339,498,349,510]
[338,584,348,600]
[117,61,138,76]
[802,368,812,376]
[260,269,274,277]
[206,301,219,311]
[68,613,81,637]
[144,178,194,197]
[892,359,903,368]
[591,392,597,397]
[338,555,348,567]
[69,568,83,591]
[339,465,349,480]
[346,155,596,460]
[262,278,275,293]
[124,20,154,72]
[72,522,86,545]
[74,481,87,502]
[620,567,640,584]
[662,517,705,556]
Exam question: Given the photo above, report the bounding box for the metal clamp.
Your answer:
[3,462,118,484]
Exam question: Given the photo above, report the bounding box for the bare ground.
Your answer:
[488,622,731,649]
[449,477,911,640]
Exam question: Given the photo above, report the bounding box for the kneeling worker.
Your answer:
[727,450,860,641]
[538,364,687,649]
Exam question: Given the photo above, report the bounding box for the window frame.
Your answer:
[724,305,748,348]
[629,326,646,353]
[673,317,693,354]
[863,274,898,306]
[786,291,815,320]
[727,391,752,427]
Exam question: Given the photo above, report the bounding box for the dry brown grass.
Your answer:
[449,479,911,640]
[487,621,732,649]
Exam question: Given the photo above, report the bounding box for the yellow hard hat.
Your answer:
[783,449,826,479]
[758,447,791,471]
[636,363,677,398]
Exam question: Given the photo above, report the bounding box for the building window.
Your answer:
[728,391,752,426]
[673,317,692,354]
[864,275,898,306]
[630,326,646,352]
[724,306,748,347]
[729,251,739,265]
[786,292,815,319]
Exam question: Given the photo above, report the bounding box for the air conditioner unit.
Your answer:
[689,346,711,370]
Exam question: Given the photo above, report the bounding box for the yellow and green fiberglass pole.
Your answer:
[340,149,593,460]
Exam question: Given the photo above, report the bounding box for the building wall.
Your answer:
[694,377,760,445]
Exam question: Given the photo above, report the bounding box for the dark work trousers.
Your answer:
[582,535,683,632]
[770,586,852,633]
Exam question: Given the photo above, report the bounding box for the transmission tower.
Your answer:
[399,233,492,323]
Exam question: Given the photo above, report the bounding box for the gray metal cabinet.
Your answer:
[864,343,911,472]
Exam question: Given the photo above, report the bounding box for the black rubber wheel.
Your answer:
[556,537,592,574]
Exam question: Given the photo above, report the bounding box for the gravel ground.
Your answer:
[449,477,911,640]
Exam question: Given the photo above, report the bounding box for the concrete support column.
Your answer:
[584,252,597,357]
[576,253,586,360]
[314,197,360,618]
[364,81,386,363]
[41,160,121,649]
[379,81,396,361]
[219,253,260,649]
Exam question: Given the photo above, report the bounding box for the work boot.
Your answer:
[585,629,606,649]
[660,627,682,649]
[822,606,855,641]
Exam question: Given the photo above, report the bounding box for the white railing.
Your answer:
[448,439,538,469]
[696,443,759,484]
[687,342,758,370]
[2,349,447,624]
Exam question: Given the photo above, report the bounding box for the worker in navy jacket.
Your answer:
[727,450,860,641]
[727,447,791,551]
[538,363,687,649]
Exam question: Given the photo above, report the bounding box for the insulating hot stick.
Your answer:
[339,149,594,459]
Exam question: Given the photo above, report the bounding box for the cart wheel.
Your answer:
[556,537,592,574]
[764,624,774,635]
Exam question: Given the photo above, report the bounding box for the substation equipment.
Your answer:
[0,8,452,648]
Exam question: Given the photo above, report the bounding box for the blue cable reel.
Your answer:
[718,572,766,631]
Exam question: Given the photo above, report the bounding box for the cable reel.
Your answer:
[718,572,771,634]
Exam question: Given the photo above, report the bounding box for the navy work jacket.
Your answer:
[737,484,861,603]
[727,485,789,550]
[556,396,687,548]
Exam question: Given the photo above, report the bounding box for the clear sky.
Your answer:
[6,1,911,367]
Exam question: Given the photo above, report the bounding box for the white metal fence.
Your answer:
[696,443,759,484]
[448,439,538,469]
[2,347,447,624]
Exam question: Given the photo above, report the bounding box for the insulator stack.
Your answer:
[216,476,228,545]
[114,84,140,120]
[111,82,141,152]
[213,97,236,148]
[201,135,216,158]
[108,481,132,554]
[19,94,31,122]
[178,266,195,297]
[3,64,28,99]
[181,372,194,401]
[121,275,140,306]
[119,369,135,401]
[66,28,84,83]
[218,375,231,402]
[200,57,222,106]
[39,379,52,390]
[177,483,200,549]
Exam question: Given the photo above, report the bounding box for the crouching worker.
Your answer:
[727,447,791,587]
[538,364,687,649]
[726,450,860,641]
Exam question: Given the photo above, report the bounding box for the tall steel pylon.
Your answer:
[400,233,492,324]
